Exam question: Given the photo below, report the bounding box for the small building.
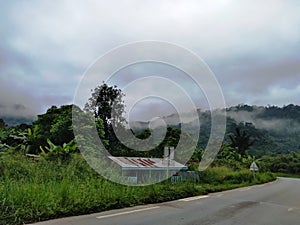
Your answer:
[108,156,188,184]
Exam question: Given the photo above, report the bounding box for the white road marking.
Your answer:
[179,195,210,202]
[288,208,294,212]
[96,206,160,219]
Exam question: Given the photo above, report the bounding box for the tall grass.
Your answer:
[0,154,275,225]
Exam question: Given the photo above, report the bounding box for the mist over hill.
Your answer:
[0,115,35,127]
[1,103,299,157]
[0,101,36,126]
[131,104,300,157]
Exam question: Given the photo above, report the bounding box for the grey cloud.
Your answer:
[13,104,26,111]
[0,77,39,117]
[213,51,300,107]
[226,108,300,132]
[1,0,300,120]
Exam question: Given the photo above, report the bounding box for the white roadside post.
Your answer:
[250,161,259,179]
[164,146,175,179]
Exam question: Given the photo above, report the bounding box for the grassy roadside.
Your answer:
[0,154,276,225]
[274,173,300,179]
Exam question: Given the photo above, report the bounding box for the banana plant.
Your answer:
[0,128,26,153]
[0,128,8,144]
[40,138,77,160]
[26,125,41,154]
[62,139,77,154]
[0,143,9,152]
[0,130,9,153]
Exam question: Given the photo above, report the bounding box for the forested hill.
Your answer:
[1,104,300,157]
[0,115,35,127]
[220,104,300,157]
[226,104,300,123]
[132,104,300,157]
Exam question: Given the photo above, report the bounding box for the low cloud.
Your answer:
[0,78,38,118]
[0,1,300,119]
[226,107,300,132]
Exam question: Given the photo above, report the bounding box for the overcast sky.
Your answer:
[1,0,300,120]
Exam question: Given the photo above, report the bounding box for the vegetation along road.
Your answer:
[32,177,300,225]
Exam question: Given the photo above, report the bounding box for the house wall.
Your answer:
[122,169,178,184]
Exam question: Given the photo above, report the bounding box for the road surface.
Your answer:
[32,177,300,225]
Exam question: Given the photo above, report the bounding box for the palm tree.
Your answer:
[229,127,254,155]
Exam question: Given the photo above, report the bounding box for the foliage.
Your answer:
[31,105,75,153]
[0,105,80,157]
[189,147,204,163]
[108,126,196,161]
[26,125,39,153]
[0,102,299,224]
[40,139,77,160]
[84,83,126,151]
[258,152,300,174]
[72,107,108,158]
[0,126,28,153]
[212,143,253,169]
[0,154,275,225]
[198,166,274,185]
[2,103,300,157]
[0,128,8,152]
[0,119,5,129]
[225,104,300,156]
[229,127,254,155]
[258,104,300,122]
[84,83,125,125]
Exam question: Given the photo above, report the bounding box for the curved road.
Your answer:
[33,177,300,225]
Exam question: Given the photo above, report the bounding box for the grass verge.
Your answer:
[0,154,276,225]
[274,173,300,179]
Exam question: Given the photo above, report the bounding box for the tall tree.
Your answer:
[84,83,126,150]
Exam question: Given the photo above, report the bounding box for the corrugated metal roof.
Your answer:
[108,156,187,171]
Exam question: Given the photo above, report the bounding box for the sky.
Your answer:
[1,0,300,121]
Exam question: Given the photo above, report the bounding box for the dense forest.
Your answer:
[225,104,300,156]
[129,104,300,157]
[1,87,300,159]
[1,83,300,167]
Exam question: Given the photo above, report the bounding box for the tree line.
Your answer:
[1,83,299,174]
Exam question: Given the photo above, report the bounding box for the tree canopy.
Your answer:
[84,83,126,150]
[229,127,254,156]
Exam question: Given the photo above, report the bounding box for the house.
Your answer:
[108,156,188,184]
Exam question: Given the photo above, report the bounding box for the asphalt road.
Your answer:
[32,177,300,225]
